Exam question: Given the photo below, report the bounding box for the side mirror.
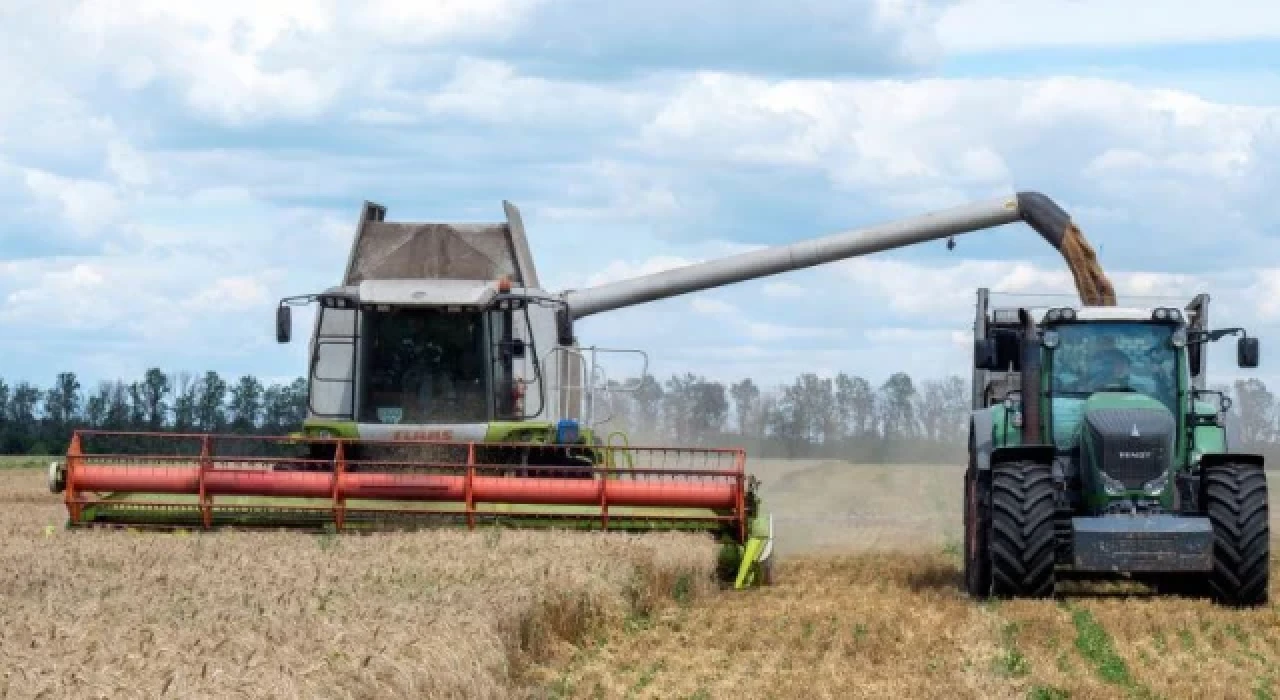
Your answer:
[508,338,526,359]
[276,304,292,344]
[1238,336,1260,368]
[974,338,999,370]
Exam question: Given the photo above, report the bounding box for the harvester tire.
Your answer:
[989,461,1056,599]
[1204,462,1269,607]
[963,465,992,598]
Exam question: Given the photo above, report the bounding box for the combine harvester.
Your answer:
[50,192,1116,588]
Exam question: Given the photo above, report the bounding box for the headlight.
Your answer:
[1143,473,1169,496]
[1102,473,1127,496]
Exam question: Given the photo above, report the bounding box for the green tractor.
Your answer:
[964,290,1268,605]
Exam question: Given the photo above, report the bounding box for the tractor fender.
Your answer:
[970,411,995,471]
[991,445,1057,468]
[1200,452,1265,469]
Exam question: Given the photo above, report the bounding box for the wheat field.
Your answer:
[0,466,719,699]
[3,457,1280,699]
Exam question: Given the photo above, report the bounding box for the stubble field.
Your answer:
[3,455,1280,699]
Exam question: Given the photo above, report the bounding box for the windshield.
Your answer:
[1049,322,1179,413]
[359,309,493,424]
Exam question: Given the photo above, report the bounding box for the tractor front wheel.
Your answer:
[1204,462,1269,607]
[990,461,1056,599]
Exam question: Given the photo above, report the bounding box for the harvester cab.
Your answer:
[273,200,624,448]
[965,289,1267,605]
[52,191,1124,591]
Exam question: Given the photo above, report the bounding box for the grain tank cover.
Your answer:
[342,200,540,288]
[356,279,500,307]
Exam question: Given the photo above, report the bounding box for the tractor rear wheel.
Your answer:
[1204,462,1269,607]
[963,465,992,598]
[990,461,1056,599]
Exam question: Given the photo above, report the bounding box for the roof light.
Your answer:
[992,309,1020,324]
[497,276,512,294]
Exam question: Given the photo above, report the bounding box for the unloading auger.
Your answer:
[49,192,1108,588]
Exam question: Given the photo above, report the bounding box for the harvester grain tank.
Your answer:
[965,291,1267,605]
[52,192,1101,588]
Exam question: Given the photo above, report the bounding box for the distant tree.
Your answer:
[127,382,146,429]
[835,373,876,439]
[688,378,728,444]
[286,378,309,426]
[229,375,264,433]
[172,371,198,431]
[43,372,81,431]
[196,371,228,432]
[84,384,107,429]
[631,373,664,439]
[730,378,760,436]
[104,381,130,430]
[139,368,171,430]
[1233,379,1276,448]
[878,372,917,440]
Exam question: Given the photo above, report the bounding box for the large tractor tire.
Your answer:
[963,465,992,598]
[1204,462,1269,607]
[990,461,1057,599]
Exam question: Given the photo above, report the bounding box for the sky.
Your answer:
[0,0,1278,395]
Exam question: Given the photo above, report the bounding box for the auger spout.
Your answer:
[561,191,1108,320]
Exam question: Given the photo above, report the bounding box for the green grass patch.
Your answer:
[1029,686,1071,700]
[994,621,1031,679]
[1256,675,1275,700]
[1070,606,1151,697]
[0,455,55,469]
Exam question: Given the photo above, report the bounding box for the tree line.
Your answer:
[1,368,1278,464]
[594,371,972,464]
[0,370,308,455]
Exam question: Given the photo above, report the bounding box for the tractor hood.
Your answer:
[1075,392,1177,505]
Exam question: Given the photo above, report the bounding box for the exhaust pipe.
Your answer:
[1018,309,1043,445]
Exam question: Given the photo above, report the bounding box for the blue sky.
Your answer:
[1,0,1278,394]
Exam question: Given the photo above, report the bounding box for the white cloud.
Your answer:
[19,168,125,237]
[762,282,806,299]
[581,255,696,289]
[634,74,1280,211]
[690,297,738,316]
[184,277,271,313]
[938,0,1280,53]
[1253,269,1280,322]
[354,0,540,44]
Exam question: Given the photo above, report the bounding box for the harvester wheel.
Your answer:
[990,461,1056,599]
[1204,462,1269,607]
[963,465,992,598]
